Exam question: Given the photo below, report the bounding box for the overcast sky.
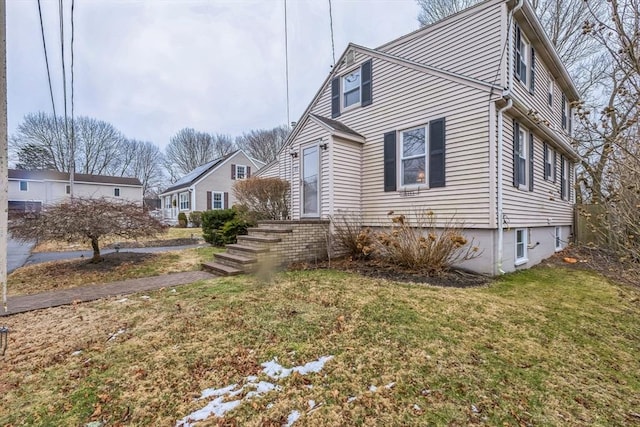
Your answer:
[7,0,420,151]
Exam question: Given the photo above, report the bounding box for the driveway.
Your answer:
[7,237,36,274]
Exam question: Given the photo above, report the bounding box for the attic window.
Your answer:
[343,69,361,108]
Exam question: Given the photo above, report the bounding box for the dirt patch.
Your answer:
[544,245,640,287]
[292,257,491,288]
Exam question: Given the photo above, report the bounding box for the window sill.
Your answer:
[515,258,528,266]
[341,103,361,114]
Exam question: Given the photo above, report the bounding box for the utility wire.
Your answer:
[37,0,57,119]
[70,0,76,195]
[284,0,290,128]
[328,0,336,66]
[58,0,73,194]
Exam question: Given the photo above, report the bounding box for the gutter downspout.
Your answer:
[497,0,523,275]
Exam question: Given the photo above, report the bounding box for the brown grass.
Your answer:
[7,247,217,296]
[1,266,639,426]
[32,227,202,253]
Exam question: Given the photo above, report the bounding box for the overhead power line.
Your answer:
[37,0,57,119]
[284,0,290,128]
[328,0,336,66]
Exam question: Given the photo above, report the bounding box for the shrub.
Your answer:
[189,211,203,228]
[331,211,374,259]
[233,177,290,220]
[201,208,256,246]
[375,210,482,275]
[177,212,188,228]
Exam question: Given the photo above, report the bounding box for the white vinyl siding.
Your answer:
[502,116,573,227]
[308,55,493,227]
[331,137,363,215]
[380,0,504,83]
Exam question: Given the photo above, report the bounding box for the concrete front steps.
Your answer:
[201,223,293,276]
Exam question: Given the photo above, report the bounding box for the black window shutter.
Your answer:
[331,77,340,118]
[568,162,573,201]
[207,191,212,210]
[560,155,566,200]
[553,150,557,183]
[231,164,236,180]
[247,166,251,178]
[530,47,536,94]
[529,132,534,191]
[224,192,229,209]
[515,25,521,79]
[543,142,549,180]
[383,131,397,192]
[361,59,372,107]
[561,94,567,129]
[513,120,520,188]
[429,118,446,188]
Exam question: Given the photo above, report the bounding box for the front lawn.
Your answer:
[1,266,639,425]
[7,246,219,296]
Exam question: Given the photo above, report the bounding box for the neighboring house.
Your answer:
[8,169,143,216]
[159,150,264,223]
[261,0,579,275]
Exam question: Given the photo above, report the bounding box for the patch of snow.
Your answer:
[368,385,378,392]
[71,350,82,356]
[308,400,315,409]
[176,397,242,426]
[347,396,357,403]
[413,404,422,411]
[384,382,396,389]
[115,298,128,303]
[284,410,300,426]
[170,289,177,293]
[245,381,279,399]
[140,295,151,300]
[261,356,334,380]
[471,404,479,413]
[177,355,333,426]
[199,384,239,400]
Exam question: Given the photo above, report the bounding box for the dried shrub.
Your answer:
[330,211,374,259]
[374,210,482,275]
[233,177,290,221]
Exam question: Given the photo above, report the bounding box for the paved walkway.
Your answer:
[7,237,35,274]
[1,270,215,317]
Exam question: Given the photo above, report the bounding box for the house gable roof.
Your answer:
[309,114,365,143]
[8,169,142,186]
[160,150,265,195]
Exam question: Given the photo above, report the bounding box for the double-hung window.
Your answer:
[19,181,28,192]
[400,127,427,186]
[331,59,372,118]
[515,25,529,85]
[212,192,223,210]
[515,228,528,265]
[114,188,121,197]
[560,156,570,201]
[179,192,189,210]
[342,68,361,109]
[236,165,246,180]
[543,143,556,182]
[513,121,534,191]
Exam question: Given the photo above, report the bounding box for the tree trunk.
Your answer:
[90,237,101,262]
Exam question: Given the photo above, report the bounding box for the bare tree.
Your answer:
[125,140,166,197]
[235,125,289,163]
[416,0,479,27]
[11,112,71,172]
[74,116,127,175]
[9,197,166,262]
[165,128,217,176]
[213,134,236,158]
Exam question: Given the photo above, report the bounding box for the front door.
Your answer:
[302,145,319,217]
